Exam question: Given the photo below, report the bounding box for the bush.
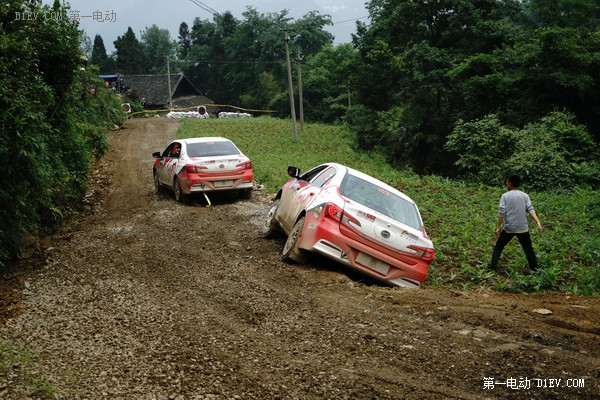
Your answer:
[510,112,599,189]
[0,1,124,268]
[446,111,599,190]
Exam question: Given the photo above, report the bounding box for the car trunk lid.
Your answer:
[340,201,431,259]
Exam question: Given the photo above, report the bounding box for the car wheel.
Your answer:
[282,216,306,263]
[261,199,282,238]
[153,170,162,193]
[174,177,187,203]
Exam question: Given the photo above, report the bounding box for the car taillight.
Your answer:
[324,204,343,222]
[236,161,252,169]
[324,204,361,226]
[185,165,208,173]
[407,245,435,261]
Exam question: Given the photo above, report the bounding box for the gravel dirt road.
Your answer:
[1,118,598,399]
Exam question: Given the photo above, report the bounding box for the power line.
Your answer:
[193,59,280,65]
[188,0,219,16]
[333,15,369,25]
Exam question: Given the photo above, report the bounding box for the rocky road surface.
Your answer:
[1,118,598,399]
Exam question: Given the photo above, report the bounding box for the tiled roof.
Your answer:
[119,73,212,108]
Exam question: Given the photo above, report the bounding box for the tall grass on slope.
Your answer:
[177,117,599,296]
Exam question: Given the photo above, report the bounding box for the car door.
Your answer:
[278,165,332,232]
[157,142,182,187]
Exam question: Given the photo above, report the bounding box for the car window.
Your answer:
[187,141,240,157]
[310,166,337,188]
[340,174,422,230]
[162,143,180,158]
[300,165,328,182]
[171,143,181,157]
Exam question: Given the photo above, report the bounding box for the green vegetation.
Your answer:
[0,339,55,398]
[178,117,599,295]
[0,1,125,268]
[446,111,600,190]
[88,0,600,186]
[351,0,600,176]
[1,0,597,292]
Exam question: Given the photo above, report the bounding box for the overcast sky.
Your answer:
[42,0,370,53]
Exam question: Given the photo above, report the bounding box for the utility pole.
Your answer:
[282,29,298,142]
[167,57,173,110]
[297,45,304,132]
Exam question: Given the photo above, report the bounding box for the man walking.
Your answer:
[490,174,543,272]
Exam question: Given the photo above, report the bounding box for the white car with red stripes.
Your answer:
[152,137,254,202]
[261,163,434,288]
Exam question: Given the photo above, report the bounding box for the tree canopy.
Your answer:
[82,0,600,187]
[348,0,600,183]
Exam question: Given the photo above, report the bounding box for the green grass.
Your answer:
[177,117,600,295]
[0,338,55,398]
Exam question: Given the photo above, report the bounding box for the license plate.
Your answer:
[214,180,233,188]
[356,252,390,275]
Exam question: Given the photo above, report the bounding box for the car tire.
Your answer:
[261,199,282,238]
[174,177,187,203]
[282,216,306,263]
[153,170,162,193]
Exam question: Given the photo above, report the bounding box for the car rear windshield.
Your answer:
[187,141,239,157]
[340,174,422,230]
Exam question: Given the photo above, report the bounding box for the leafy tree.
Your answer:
[0,0,124,268]
[450,24,600,141]
[445,115,517,183]
[303,44,358,123]
[223,7,292,102]
[350,0,600,178]
[222,7,334,110]
[178,7,333,108]
[239,71,283,110]
[181,13,237,102]
[141,24,177,73]
[524,0,599,28]
[114,27,146,74]
[291,11,334,57]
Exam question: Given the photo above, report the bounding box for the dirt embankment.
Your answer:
[1,118,598,399]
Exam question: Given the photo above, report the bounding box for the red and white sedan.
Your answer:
[262,163,434,288]
[152,137,254,202]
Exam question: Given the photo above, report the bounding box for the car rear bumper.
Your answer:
[189,181,254,192]
[183,170,254,193]
[300,219,429,288]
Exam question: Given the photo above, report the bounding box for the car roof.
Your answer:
[179,137,232,144]
[327,163,416,204]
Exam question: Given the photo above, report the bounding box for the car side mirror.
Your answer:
[152,152,161,158]
[287,166,300,179]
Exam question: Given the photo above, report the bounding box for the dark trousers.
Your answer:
[491,230,538,270]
